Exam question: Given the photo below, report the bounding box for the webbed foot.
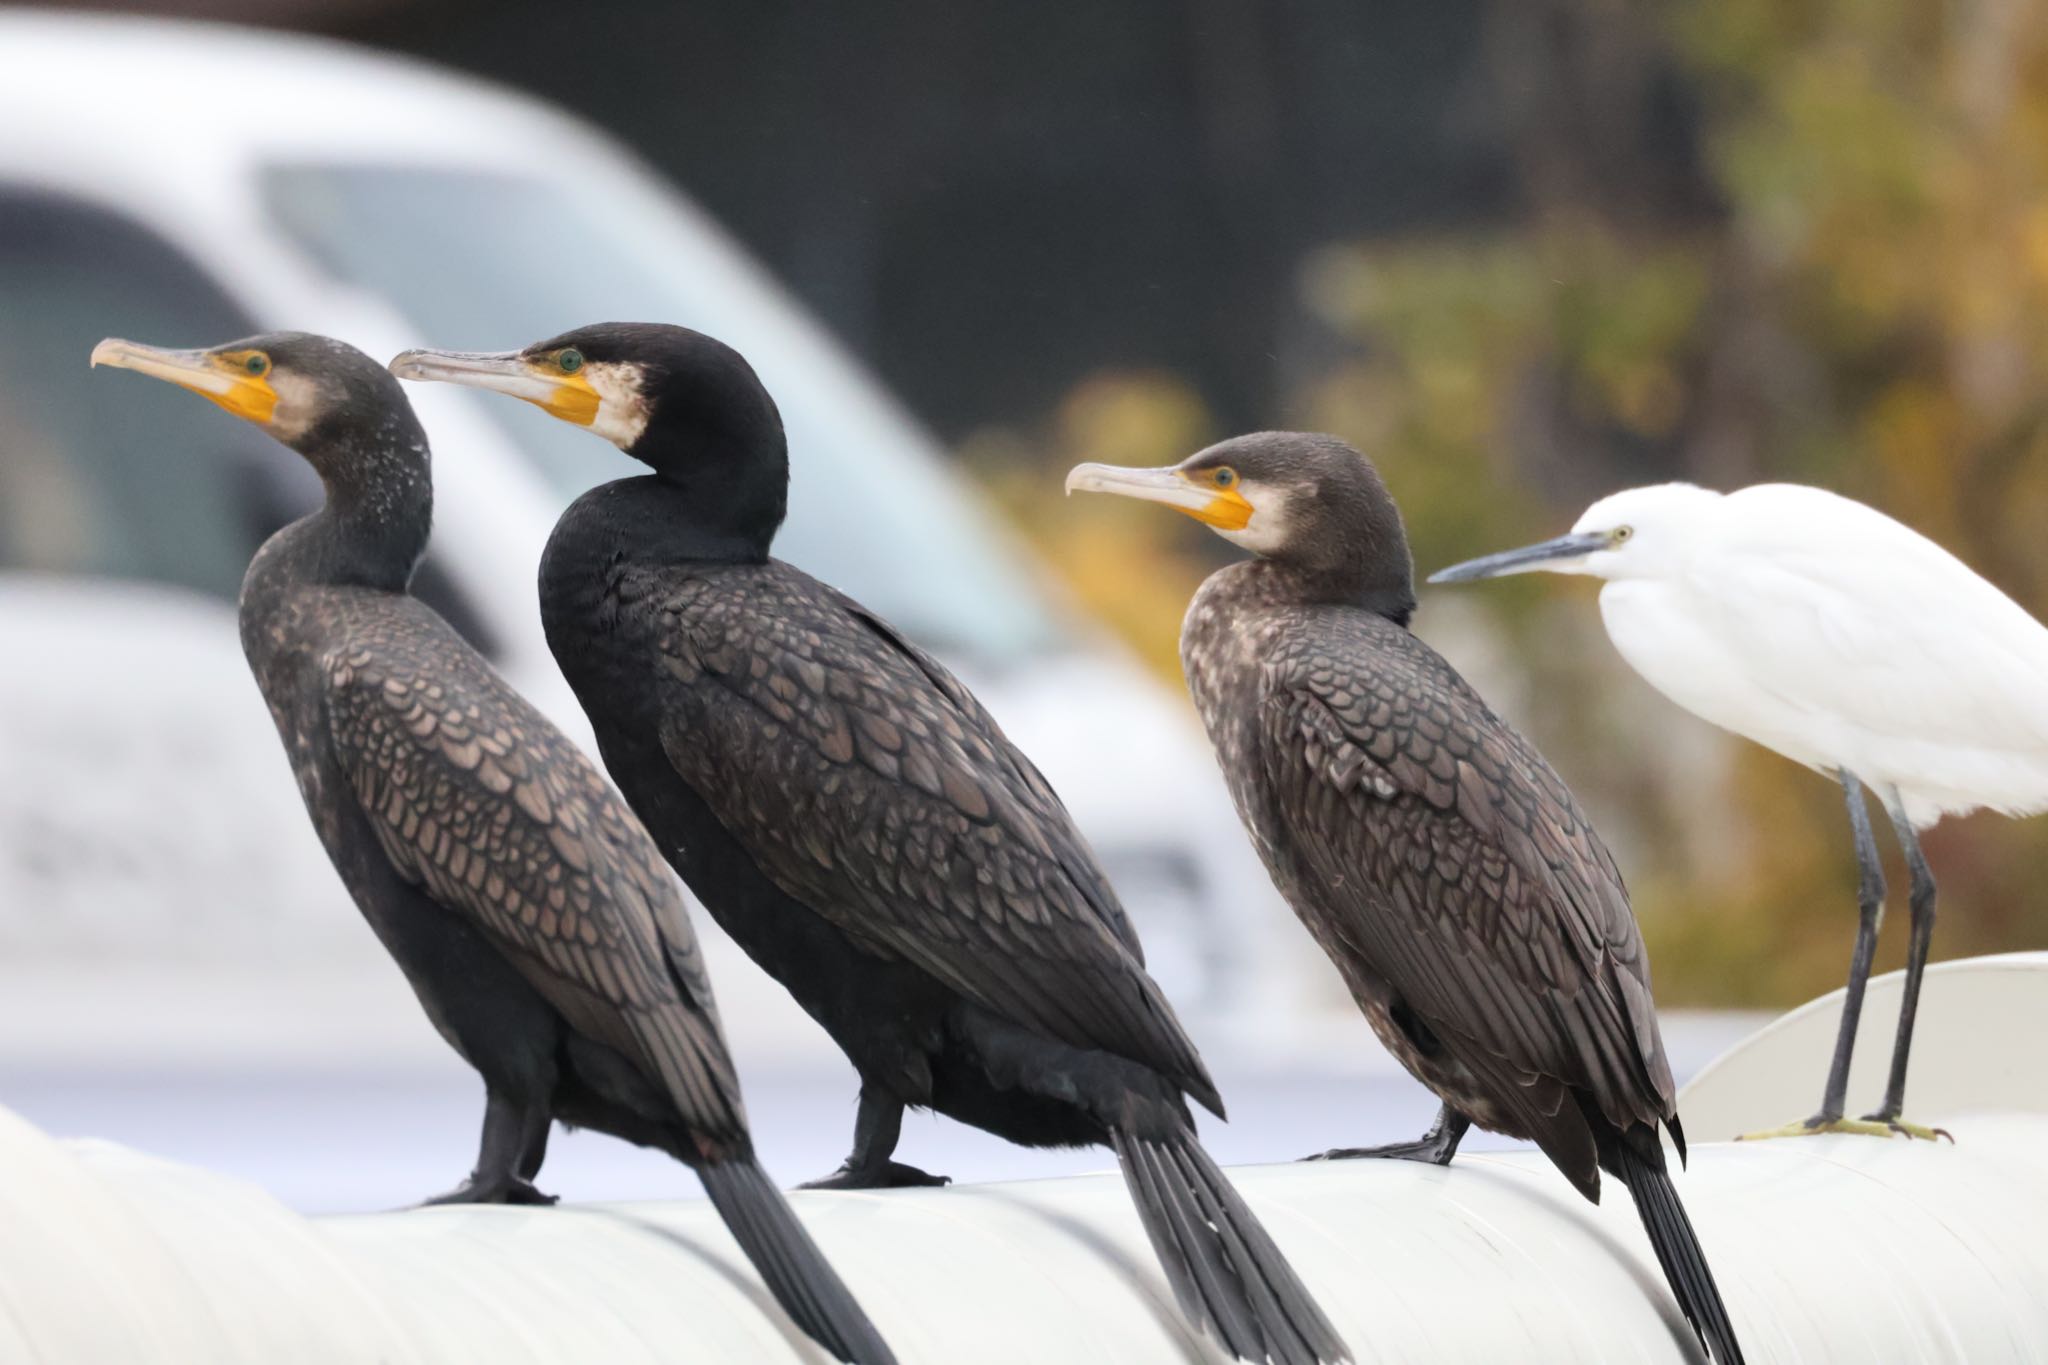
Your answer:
[418,1175,558,1206]
[800,1160,951,1190]
[1304,1138,1458,1165]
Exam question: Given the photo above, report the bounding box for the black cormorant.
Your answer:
[92,332,896,1365]
[390,325,1349,1365]
[1068,432,1746,1364]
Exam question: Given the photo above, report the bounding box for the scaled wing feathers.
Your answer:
[645,565,1216,1108]
[1259,615,1673,1152]
[323,600,744,1137]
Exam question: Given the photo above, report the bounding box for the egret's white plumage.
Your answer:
[1431,479,2047,1140]
[1536,483,2048,828]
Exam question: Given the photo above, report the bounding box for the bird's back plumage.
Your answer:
[511,347,1344,1363]
[1188,579,1675,1191]
[637,558,1218,1109]
[251,570,895,1365]
[1186,564,1742,1359]
[1056,430,1741,1361]
[318,591,747,1134]
[546,539,1342,1362]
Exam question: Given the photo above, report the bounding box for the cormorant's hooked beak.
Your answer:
[388,347,600,426]
[1064,462,1253,531]
[90,337,279,425]
[1428,531,1612,583]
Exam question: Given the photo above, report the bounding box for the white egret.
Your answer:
[1430,482,2048,1141]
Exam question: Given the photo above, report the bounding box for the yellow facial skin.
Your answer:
[1179,466,1253,530]
[1064,461,1254,530]
[542,374,600,425]
[527,351,600,425]
[90,339,280,425]
[386,347,599,426]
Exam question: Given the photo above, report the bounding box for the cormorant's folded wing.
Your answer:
[647,567,1219,1113]
[1258,614,1673,1187]
[323,601,744,1138]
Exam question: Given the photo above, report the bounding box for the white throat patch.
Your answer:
[265,370,323,445]
[585,361,652,449]
[1215,479,1295,556]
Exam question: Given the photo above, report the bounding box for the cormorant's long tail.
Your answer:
[1112,1126,1350,1365]
[699,1156,898,1365]
[1610,1135,1746,1364]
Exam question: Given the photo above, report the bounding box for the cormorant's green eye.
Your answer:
[245,354,269,377]
[1213,467,1237,488]
[557,349,585,375]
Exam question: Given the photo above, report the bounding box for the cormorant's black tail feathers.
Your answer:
[699,1157,898,1365]
[1113,1128,1350,1365]
[1612,1139,1745,1364]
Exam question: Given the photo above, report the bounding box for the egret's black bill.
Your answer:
[1428,531,1610,583]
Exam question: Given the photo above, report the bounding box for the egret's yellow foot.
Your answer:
[1737,1114,1951,1141]
[1858,1114,1954,1143]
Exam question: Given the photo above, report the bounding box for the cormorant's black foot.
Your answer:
[1856,1110,1954,1143]
[799,1160,950,1190]
[1303,1136,1458,1165]
[418,1175,559,1206]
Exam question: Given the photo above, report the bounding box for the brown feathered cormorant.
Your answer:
[1069,432,1746,1364]
[91,332,896,1365]
[389,325,1350,1365]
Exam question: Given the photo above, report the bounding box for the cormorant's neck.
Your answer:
[1262,557,1417,626]
[621,429,790,561]
[561,474,779,567]
[274,431,432,593]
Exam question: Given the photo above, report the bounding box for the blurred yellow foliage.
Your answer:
[964,371,1218,680]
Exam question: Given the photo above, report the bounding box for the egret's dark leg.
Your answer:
[1743,771,1896,1140]
[421,1088,557,1205]
[800,1085,950,1189]
[1305,1103,1471,1165]
[1858,799,1951,1141]
[1820,771,1887,1121]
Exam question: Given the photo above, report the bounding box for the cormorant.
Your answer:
[1068,433,1746,1364]
[92,332,896,1365]
[390,325,1350,1365]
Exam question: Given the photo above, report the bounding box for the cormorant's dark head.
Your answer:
[92,331,427,495]
[1067,432,1416,615]
[389,323,788,546]
[93,331,432,589]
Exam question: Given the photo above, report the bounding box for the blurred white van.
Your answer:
[0,13,1310,1065]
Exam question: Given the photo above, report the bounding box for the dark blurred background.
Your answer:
[50,0,2048,1007]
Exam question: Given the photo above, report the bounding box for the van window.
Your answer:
[0,191,495,652]
[0,191,287,599]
